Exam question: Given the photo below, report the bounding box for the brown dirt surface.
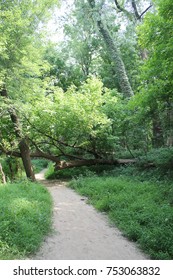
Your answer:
[32,170,148,260]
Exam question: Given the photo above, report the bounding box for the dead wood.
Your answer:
[55,158,137,170]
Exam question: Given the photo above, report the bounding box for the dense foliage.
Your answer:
[137,0,173,147]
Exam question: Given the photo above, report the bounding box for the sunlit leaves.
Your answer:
[25,77,118,154]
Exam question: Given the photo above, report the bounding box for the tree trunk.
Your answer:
[0,163,6,184]
[0,87,35,181]
[55,158,136,170]
[19,139,35,181]
[9,110,36,181]
[97,23,133,98]
[87,0,134,98]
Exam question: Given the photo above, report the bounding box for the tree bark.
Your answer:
[87,0,134,98]
[55,158,136,170]
[0,163,6,184]
[19,139,35,181]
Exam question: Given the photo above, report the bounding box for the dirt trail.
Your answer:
[33,170,148,260]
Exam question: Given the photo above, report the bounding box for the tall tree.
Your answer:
[0,0,58,180]
[86,0,134,98]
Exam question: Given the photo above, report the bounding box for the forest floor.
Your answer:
[32,169,148,260]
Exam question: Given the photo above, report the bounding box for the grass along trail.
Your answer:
[33,170,148,260]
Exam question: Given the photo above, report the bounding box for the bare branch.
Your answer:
[132,1,153,20]
[114,0,133,20]
[114,0,124,12]
[140,4,153,19]
[114,0,152,21]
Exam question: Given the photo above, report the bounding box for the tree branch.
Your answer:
[29,139,60,162]
[114,0,152,21]
[114,0,133,20]
[0,145,21,157]
[24,115,102,158]
[132,1,153,20]
[140,5,153,19]
[131,0,140,20]
[30,139,88,162]
[114,0,124,12]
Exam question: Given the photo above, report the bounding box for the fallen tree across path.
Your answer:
[55,158,137,170]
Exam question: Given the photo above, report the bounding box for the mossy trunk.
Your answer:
[97,22,134,98]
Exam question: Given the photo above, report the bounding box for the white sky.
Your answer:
[46,0,74,43]
[45,0,151,43]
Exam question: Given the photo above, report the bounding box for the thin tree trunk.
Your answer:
[87,0,134,98]
[0,163,6,184]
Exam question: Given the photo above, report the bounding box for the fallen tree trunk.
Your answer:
[55,158,137,170]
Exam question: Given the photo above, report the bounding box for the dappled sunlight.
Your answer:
[10,198,38,214]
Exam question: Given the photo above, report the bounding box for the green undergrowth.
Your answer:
[44,147,173,181]
[0,157,24,182]
[0,180,52,259]
[69,173,173,260]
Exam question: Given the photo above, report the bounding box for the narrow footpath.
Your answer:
[33,170,148,260]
